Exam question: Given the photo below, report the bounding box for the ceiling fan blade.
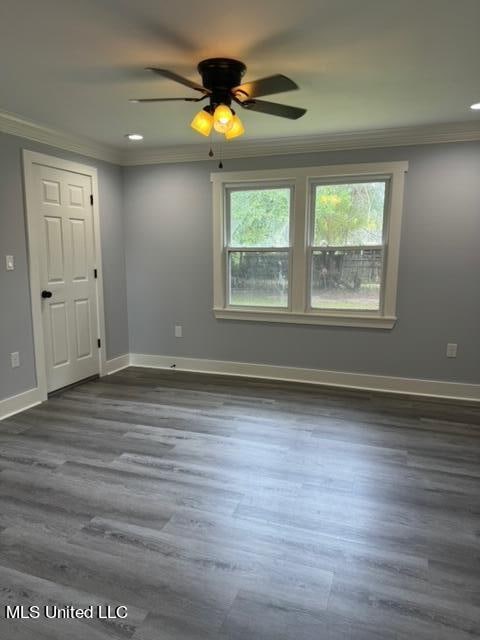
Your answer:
[130,96,206,103]
[233,74,298,99]
[146,68,210,94]
[240,99,306,120]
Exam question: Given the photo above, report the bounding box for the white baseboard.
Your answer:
[129,353,480,403]
[1,354,129,422]
[0,387,43,421]
[104,353,130,375]
[1,356,478,420]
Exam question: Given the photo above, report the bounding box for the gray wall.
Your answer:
[2,133,479,403]
[123,141,480,384]
[0,132,128,401]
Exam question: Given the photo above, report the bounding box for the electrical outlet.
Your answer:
[174,325,183,338]
[11,352,20,368]
[446,343,458,358]
[5,255,14,271]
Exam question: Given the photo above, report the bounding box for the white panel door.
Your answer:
[35,165,99,391]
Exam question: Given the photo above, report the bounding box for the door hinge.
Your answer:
[97,338,101,348]
[94,268,97,279]
[90,194,94,206]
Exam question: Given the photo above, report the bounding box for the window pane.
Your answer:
[229,188,291,247]
[311,248,382,310]
[313,182,386,246]
[230,251,289,307]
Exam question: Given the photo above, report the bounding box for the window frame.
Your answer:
[225,182,295,311]
[307,176,390,315]
[212,161,408,329]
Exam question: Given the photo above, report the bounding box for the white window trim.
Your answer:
[212,161,408,329]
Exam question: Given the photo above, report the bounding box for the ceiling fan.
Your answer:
[130,58,307,140]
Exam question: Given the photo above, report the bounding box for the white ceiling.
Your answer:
[1,0,479,151]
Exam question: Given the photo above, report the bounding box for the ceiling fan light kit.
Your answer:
[132,58,306,149]
[190,108,214,136]
[213,104,234,133]
[225,114,245,140]
[190,105,246,140]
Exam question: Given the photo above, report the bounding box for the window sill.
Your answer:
[213,307,396,329]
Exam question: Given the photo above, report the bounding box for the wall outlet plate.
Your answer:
[11,352,20,368]
[6,255,14,271]
[175,325,183,338]
[446,343,458,358]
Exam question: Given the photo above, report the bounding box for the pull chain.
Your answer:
[218,140,224,169]
[208,128,214,158]
[206,135,224,168]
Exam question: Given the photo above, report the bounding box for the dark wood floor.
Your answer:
[1,367,480,639]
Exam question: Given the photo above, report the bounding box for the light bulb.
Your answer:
[225,115,245,140]
[190,110,213,136]
[213,105,233,133]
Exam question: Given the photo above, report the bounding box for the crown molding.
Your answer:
[1,107,480,167]
[121,120,480,166]
[0,109,121,165]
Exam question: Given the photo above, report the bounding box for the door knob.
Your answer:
[41,290,53,299]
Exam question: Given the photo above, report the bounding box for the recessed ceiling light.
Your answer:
[125,133,143,141]
[470,103,480,110]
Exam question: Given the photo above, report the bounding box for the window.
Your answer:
[212,162,407,328]
[227,186,293,308]
[309,180,386,312]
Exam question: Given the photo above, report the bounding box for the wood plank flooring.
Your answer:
[0,367,479,639]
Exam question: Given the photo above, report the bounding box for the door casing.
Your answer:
[23,150,107,399]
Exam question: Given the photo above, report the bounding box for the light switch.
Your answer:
[11,352,20,368]
[175,325,183,338]
[6,255,14,271]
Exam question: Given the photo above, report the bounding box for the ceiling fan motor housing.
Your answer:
[197,58,246,108]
